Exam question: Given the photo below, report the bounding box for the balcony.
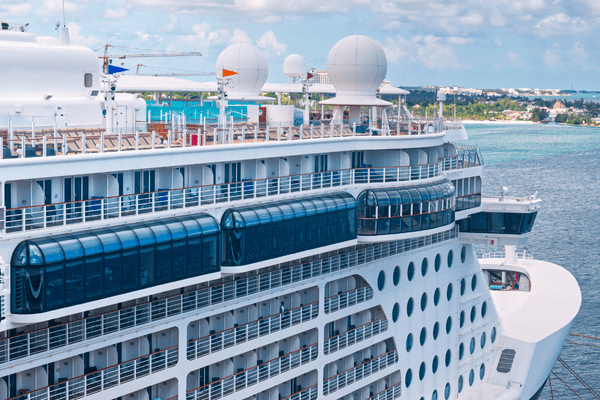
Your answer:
[323,318,387,355]
[324,286,374,314]
[7,345,177,400]
[0,226,458,367]
[322,349,398,395]
[187,302,318,360]
[185,343,317,400]
[365,381,402,400]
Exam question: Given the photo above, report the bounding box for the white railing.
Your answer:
[3,161,446,234]
[8,345,177,400]
[186,343,318,400]
[361,381,402,400]
[323,349,398,395]
[0,226,458,367]
[482,251,533,260]
[187,302,318,360]
[323,318,387,355]
[282,384,318,400]
[324,286,374,314]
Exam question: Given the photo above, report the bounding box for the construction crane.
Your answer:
[98,44,203,74]
[134,64,215,77]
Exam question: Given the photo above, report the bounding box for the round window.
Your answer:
[469,337,475,354]
[444,383,451,400]
[421,293,428,311]
[471,274,477,291]
[480,332,486,348]
[433,322,440,340]
[445,349,452,367]
[420,327,427,346]
[392,303,400,322]
[459,343,464,360]
[406,333,413,352]
[446,316,452,334]
[447,250,454,267]
[491,327,497,343]
[406,369,413,387]
[434,288,440,306]
[459,311,465,328]
[432,355,439,374]
[458,376,464,393]
[421,258,428,277]
[470,306,476,323]
[469,369,474,386]
[480,363,486,380]
[460,278,466,296]
[393,266,400,286]
[447,283,453,301]
[407,262,415,281]
[378,271,385,291]
[432,390,438,400]
[481,301,487,318]
[419,362,426,380]
[461,246,467,263]
[435,254,441,272]
[407,297,414,317]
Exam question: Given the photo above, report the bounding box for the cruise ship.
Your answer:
[0,21,581,400]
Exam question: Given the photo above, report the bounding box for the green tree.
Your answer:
[530,107,548,122]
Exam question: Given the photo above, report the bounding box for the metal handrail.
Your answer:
[323,318,387,355]
[323,286,374,314]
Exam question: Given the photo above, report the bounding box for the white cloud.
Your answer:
[231,29,252,44]
[532,13,590,37]
[543,43,561,68]
[169,23,246,56]
[569,42,592,71]
[163,14,177,32]
[136,30,163,43]
[384,34,471,71]
[257,31,286,57]
[35,0,85,21]
[506,52,528,69]
[0,3,33,17]
[104,8,128,20]
[68,22,101,46]
[446,37,474,45]
[493,37,503,47]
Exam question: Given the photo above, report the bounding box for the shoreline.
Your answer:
[462,120,536,125]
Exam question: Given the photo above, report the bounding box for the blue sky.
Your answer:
[4,0,599,90]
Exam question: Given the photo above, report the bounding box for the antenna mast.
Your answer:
[62,0,66,26]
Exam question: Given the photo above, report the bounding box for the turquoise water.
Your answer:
[462,123,600,398]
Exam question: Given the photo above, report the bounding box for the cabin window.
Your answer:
[84,73,93,88]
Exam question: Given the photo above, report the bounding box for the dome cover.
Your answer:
[321,35,391,106]
[283,54,306,79]
[215,43,269,100]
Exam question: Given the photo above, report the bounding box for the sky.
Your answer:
[2,0,600,90]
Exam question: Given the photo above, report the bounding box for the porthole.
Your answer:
[470,306,476,323]
[393,266,400,286]
[406,333,413,352]
[407,262,415,281]
[481,332,486,348]
[469,337,475,354]
[460,278,466,296]
[378,271,385,291]
[420,293,428,311]
[461,246,467,263]
[392,303,400,322]
[407,298,414,317]
[432,355,439,374]
[84,72,93,88]
[458,375,464,393]
[433,322,440,340]
[432,390,438,400]
[420,327,427,346]
[444,383,451,400]
[447,283,453,301]
[445,316,452,334]
[435,254,441,272]
[421,258,428,277]
[471,274,477,291]
[469,369,474,386]
[459,343,464,360]
[447,250,454,267]
[445,349,451,367]
[406,369,413,387]
[481,301,487,318]
[459,311,465,328]
[480,363,486,380]
[434,288,440,306]
[491,327,497,343]
[419,362,426,380]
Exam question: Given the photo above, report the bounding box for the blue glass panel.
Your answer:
[322,196,338,211]
[301,199,318,216]
[222,211,234,229]
[57,236,85,260]
[12,242,28,266]
[311,198,328,214]
[197,215,220,235]
[65,260,84,306]
[77,235,103,256]
[239,209,260,227]
[278,203,295,220]
[233,211,245,228]
[35,239,64,264]
[372,190,390,205]
[132,225,155,247]
[179,217,202,237]
[45,263,64,310]
[417,187,430,201]
[386,189,401,206]
[399,189,412,204]
[113,228,139,249]
[95,230,121,253]
[104,252,121,296]
[147,222,172,244]
[164,221,187,241]
[288,201,306,218]
[331,194,347,210]
[85,256,104,301]
[407,188,421,203]
[266,205,284,222]
[254,207,272,224]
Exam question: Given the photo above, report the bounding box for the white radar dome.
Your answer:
[215,43,269,100]
[283,54,306,79]
[326,35,387,97]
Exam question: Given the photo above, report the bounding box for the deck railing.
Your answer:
[186,343,318,400]
[8,345,177,400]
[324,286,374,314]
[0,226,457,367]
[323,318,387,355]
[362,381,402,400]
[187,302,319,360]
[322,349,398,395]
[3,161,449,234]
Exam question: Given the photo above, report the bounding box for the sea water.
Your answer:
[462,123,600,398]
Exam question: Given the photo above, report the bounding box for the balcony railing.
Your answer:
[324,286,374,314]
[187,302,318,360]
[0,226,458,367]
[323,349,398,395]
[363,381,402,400]
[323,318,387,355]
[3,161,447,234]
[8,345,177,400]
[282,384,318,400]
[186,343,318,400]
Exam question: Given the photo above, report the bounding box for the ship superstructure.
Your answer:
[0,27,580,400]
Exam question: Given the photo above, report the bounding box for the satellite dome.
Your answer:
[321,35,390,106]
[283,54,306,79]
[215,43,269,99]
